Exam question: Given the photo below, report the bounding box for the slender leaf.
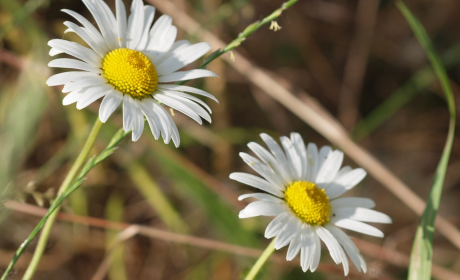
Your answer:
[396,1,456,279]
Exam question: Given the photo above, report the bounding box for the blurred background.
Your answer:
[1,0,460,279]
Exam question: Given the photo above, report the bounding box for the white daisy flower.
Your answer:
[230,133,392,275]
[46,0,218,145]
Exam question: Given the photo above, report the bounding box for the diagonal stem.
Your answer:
[21,118,103,280]
[244,238,276,280]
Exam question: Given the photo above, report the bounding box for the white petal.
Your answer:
[131,101,145,141]
[127,0,144,49]
[290,133,308,180]
[61,9,109,53]
[157,84,218,102]
[239,153,285,188]
[158,90,212,113]
[62,75,107,93]
[238,193,280,202]
[153,102,180,147]
[115,0,128,48]
[239,201,286,218]
[331,197,375,209]
[63,90,84,105]
[99,90,122,122]
[136,5,156,50]
[248,142,290,184]
[156,42,211,75]
[76,84,112,109]
[338,245,349,276]
[154,94,202,124]
[82,0,117,49]
[286,232,302,261]
[48,39,101,67]
[46,71,96,86]
[260,133,292,182]
[310,230,321,271]
[49,48,64,56]
[306,143,319,182]
[318,146,332,170]
[332,218,384,237]
[158,93,211,122]
[326,168,367,199]
[152,39,188,65]
[315,150,343,184]
[123,95,137,131]
[49,58,100,73]
[274,216,301,249]
[315,226,342,264]
[63,21,106,57]
[136,98,160,140]
[281,136,302,180]
[146,15,175,57]
[299,225,315,271]
[334,207,392,224]
[229,172,283,197]
[326,224,364,273]
[158,69,217,83]
[265,212,290,239]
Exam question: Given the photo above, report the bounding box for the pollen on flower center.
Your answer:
[102,48,158,99]
[284,181,331,225]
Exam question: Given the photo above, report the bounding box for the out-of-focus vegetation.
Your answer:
[1,0,460,279]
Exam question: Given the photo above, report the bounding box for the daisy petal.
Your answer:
[265,212,290,238]
[286,232,302,261]
[326,168,367,199]
[229,172,283,197]
[47,71,96,86]
[260,133,292,182]
[48,58,100,73]
[99,90,122,123]
[48,39,101,67]
[239,201,286,218]
[281,136,302,180]
[63,90,84,105]
[154,94,202,124]
[306,143,319,182]
[315,226,342,264]
[158,69,218,83]
[62,76,107,93]
[331,197,375,209]
[156,42,211,75]
[238,153,285,188]
[115,0,128,48]
[248,142,290,184]
[158,84,218,102]
[136,5,156,50]
[290,133,308,180]
[238,193,280,202]
[275,216,301,249]
[123,95,137,132]
[63,21,106,57]
[76,84,112,109]
[159,90,212,113]
[334,207,392,224]
[127,0,144,49]
[131,101,145,141]
[332,217,384,237]
[326,224,364,273]
[316,150,343,184]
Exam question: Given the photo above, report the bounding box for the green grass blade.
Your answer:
[396,1,457,279]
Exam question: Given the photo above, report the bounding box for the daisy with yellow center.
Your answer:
[46,0,218,144]
[230,133,392,275]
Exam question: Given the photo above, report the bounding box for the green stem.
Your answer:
[21,118,103,280]
[244,239,276,280]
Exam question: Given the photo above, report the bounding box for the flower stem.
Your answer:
[21,118,103,280]
[244,238,277,280]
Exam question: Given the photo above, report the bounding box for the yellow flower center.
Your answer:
[101,48,158,99]
[284,181,331,225]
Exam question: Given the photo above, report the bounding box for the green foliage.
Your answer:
[396,1,456,279]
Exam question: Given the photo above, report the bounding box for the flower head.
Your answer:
[46,0,218,145]
[230,133,392,275]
